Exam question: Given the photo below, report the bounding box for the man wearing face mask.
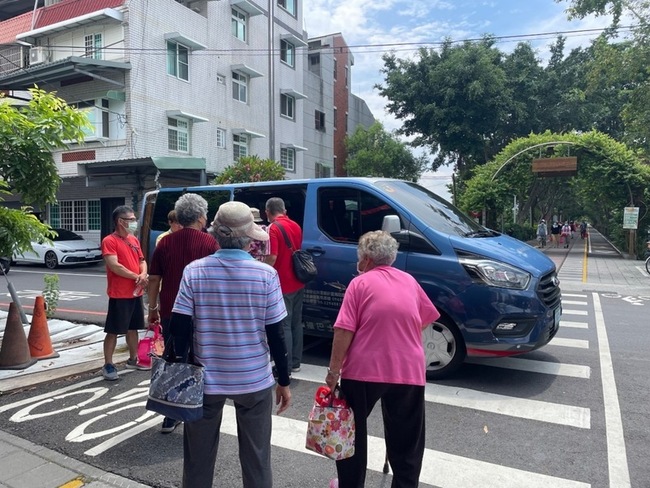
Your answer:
[100,205,149,381]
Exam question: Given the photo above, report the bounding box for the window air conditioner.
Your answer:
[29,47,49,65]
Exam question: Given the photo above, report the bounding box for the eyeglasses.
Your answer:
[120,217,137,222]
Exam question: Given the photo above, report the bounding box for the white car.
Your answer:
[13,229,103,269]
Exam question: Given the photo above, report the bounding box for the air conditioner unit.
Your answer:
[29,47,49,65]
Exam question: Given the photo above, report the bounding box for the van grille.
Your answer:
[537,271,561,309]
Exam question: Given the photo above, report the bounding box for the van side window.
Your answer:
[234,185,307,227]
[318,188,399,243]
[151,190,231,231]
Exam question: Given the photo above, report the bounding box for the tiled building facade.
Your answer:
[0,0,373,241]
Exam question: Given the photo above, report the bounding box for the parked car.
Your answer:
[139,178,561,379]
[12,229,102,269]
[0,256,10,274]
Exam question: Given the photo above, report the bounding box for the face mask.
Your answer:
[126,221,138,233]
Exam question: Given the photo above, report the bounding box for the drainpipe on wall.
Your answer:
[267,0,275,159]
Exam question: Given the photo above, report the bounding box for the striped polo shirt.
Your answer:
[173,249,287,395]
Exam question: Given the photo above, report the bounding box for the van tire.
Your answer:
[423,317,466,380]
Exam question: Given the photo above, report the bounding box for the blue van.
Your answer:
[140,178,561,378]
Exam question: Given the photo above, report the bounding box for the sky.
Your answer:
[303,0,613,201]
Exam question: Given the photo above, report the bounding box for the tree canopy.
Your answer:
[344,121,427,181]
[0,88,88,259]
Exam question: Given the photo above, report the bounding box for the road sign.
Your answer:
[623,207,639,230]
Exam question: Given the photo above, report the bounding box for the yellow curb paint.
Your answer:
[582,238,588,282]
[58,478,85,488]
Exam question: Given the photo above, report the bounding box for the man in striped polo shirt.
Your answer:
[170,201,291,488]
[147,192,219,434]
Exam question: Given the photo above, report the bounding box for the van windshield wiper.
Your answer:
[464,229,500,238]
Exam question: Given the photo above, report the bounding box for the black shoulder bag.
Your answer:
[274,222,317,284]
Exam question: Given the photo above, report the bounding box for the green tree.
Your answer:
[377,37,512,178]
[344,122,427,181]
[212,155,286,184]
[0,88,88,259]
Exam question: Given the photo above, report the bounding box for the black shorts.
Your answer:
[104,297,145,335]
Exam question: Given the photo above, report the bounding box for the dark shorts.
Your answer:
[104,297,145,335]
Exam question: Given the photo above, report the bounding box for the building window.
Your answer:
[345,112,348,132]
[280,93,295,119]
[278,0,296,15]
[281,147,295,171]
[315,110,325,131]
[216,74,225,85]
[231,8,247,41]
[280,39,295,67]
[232,71,248,103]
[168,117,189,152]
[315,162,331,178]
[71,99,111,139]
[50,200,100,232]
[333,107,337,130]
[233,134,248,161]
[333,58,337,80]
[167,41,189,81]
[216,128,226,148]
[308,53,320,74]
[345,66,349,87]
[84,33,102,60]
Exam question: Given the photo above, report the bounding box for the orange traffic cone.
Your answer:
[0,302,37,370]
[28,295,59,360]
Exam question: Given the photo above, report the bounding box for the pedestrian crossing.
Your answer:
[281,291,618,487]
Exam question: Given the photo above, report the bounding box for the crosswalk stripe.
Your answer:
[562,300,588,306]
[295,365,590,428]
[563,309,588,316]
[561,321,589,329]
[562,293,587,298]
[466,357,590,378]
[218,405,592,488]
[550,337,589,349]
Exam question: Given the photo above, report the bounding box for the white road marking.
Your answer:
[561,321,589,329]
[563,293,587,298]
[8,269,103,278]
[218,405,591,488]
[562,300,588,306]
[563,309,588,316]
[84,415,161,456]
[549,337,589,349]
[592,293,631,487]
[295,364,590,428]
[466,357,590,378]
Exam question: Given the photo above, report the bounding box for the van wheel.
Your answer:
[423,318,466,380]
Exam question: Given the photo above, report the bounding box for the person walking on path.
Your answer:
[536,219,548,248]
[170,201,291,488]
[561,221,572,248]
[100,205,149,381]
[147,193,218,433]
[551,221,561,248]
[265,197,305,374]
[326,231,440,488]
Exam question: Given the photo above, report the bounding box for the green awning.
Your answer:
[151,157,206,170]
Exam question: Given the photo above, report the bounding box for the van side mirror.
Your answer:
[382,215,401,234]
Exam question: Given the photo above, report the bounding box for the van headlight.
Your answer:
[459,257,531,290]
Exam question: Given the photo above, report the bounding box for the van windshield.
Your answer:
[373,181,485,237]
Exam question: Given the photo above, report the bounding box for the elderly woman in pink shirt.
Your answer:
[326,230,440,488]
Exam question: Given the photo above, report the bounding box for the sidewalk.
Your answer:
[0,228,647,488]
[0,429,150,488]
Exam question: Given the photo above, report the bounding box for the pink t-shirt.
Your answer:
[334,265,440,386]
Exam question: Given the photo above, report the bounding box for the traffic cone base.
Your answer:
[0,302,37,370]
[28,295,59,360]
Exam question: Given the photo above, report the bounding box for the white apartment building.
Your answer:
[0,0,308,239]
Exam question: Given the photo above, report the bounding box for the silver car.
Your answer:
[13,229,102,269]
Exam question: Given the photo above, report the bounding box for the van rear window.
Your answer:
[151,189,231,231]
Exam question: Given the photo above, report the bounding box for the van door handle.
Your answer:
[306,247,325,256]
